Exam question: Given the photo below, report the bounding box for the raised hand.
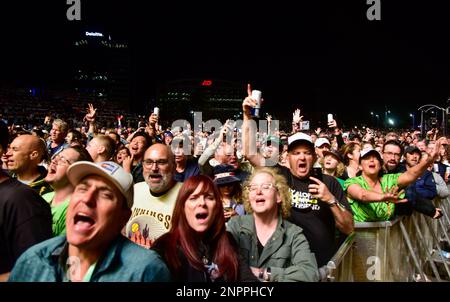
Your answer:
[220,119,231,135]
[328,119,337,128]
[242,84,257,118]
[382,185,407,203]
[85,103,97,122]
[422,137,445,164]
[148,113,158,127]
[122,154,134,173]
[292,109,303,124]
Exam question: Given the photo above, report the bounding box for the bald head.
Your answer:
[142,143,176,193]
[6,134,48,173]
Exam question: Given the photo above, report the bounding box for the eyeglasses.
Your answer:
[143,159,169,168]
[51,154,73,166]
[383,151,401,158]
[246,183,276,193]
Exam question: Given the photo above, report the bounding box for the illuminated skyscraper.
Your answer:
[72,31,131,106]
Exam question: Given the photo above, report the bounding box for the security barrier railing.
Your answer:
[323,196,450,282]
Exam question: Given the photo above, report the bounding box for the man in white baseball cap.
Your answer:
[9,161,170,282]
[314,137,331,159]
[242,89,354,269]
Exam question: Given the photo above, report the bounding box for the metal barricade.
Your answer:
[319,193,450,282]
[321,232,355,281]
[352,218,417,281]
[322,195,450,281]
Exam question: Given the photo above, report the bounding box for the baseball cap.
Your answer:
[67,161,134,209]
[287,132,314,152]
[314,137,331,148]
[404,146,421,155]
[213,164,241,185]
[163,130,174,138]
[359,147,383,163]
[322,150,343,162]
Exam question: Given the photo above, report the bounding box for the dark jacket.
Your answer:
[152,232,258,282]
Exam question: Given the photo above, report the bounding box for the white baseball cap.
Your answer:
[359,148,383,163]
[288,132,314,151]
[67,161,134,209]
[314,137,331,148]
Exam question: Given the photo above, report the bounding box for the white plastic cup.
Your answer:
[251,90,262,118]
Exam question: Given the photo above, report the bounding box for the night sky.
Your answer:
[1,1,450,128]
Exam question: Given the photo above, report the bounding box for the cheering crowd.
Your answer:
[1,84,449,282]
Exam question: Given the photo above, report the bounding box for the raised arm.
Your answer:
[346,183,406,204]
[146,113,159,140]
[397,137,444,188]
[291,109,303,133]
[242,84,265,167]
[85,103,97,141]
[197,120,230,166]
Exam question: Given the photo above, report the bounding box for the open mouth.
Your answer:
[73,213,96,232]
[297,163,308,172]
[48,164,57,174]
[255,198,265,204]
[149,174,162,181]
[195,213,208,223]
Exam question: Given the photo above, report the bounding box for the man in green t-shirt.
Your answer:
[42,146,92,236]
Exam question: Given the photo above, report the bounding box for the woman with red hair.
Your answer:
[152,175,256,282]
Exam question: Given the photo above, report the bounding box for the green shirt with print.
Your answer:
[42,191,70,236]
[344,173,404,222]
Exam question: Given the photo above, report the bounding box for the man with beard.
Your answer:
[382,140,405,174]
[125,143,182,249]
[401,146,443,219]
